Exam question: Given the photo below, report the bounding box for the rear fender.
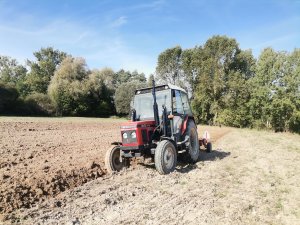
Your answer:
[181,115,191,135]
[181,116,188,135]
[160,137,177,150]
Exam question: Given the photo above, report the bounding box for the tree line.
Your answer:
[0,47,148,117]
[156,35,300,133]
[0,35,299,133]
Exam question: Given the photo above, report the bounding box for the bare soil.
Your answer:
[0,117,299,225]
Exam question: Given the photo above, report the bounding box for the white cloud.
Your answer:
[110,16,128,28]
[0,14,155,75]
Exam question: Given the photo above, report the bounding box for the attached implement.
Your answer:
[105,80,212,174]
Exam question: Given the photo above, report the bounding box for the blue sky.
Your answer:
[0,0,299,75]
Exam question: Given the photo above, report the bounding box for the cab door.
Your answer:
[172,90,184,135]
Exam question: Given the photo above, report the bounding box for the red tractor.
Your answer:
[105,81,212,174]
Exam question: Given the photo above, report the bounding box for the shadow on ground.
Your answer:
[198,149,231,162]
[141,149,231,174]
[175,149,231,173]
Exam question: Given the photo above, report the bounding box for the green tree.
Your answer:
[181,47,202,94]
[0,55,27,87]
[147,74,155,87]
[114,81,146,115]
[24,92,55,115]
[85,68,115,116]
[249,48,279,129]
[26,47,67,94]
[219,50,256,127]
[48,57,89,115]
[287,49,300,133]
[192,35,248,125]
[0,82,19,113]
[112,69,146,89]
[131,70,146,83]
[112,69,132,88]
[156,46,182,85]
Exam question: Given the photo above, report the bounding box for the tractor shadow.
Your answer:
[141,149,231,174]
[198,149,231,162]
[176,149,231,173]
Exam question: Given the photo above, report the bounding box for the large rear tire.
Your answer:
[154,140,177,175]
[183,120,200,163]
[105,146,125,173]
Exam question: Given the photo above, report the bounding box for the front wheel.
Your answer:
[105,146,127,173]
[154,140,177,175]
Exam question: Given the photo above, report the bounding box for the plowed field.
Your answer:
[0,117,299,224]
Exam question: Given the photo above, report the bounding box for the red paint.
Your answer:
[181,117,189,134]
[120,120,156,147]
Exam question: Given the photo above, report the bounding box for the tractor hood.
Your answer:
[120,120,156,129]
[120,120,156,147]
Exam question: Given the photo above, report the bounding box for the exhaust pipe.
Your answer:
[152,79,159,127]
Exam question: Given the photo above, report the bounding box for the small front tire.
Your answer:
[105,146,125,173]
[155,140,177,175]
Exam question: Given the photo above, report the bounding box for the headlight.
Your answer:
[123,132,128,139]
[131,131,136,139]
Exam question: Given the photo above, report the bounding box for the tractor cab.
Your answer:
[105,81,212,175]
[132,84,191,137]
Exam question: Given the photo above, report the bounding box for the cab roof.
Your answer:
[135,83,187,95]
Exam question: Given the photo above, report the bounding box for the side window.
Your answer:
[181,93,192,115]
[173,90,184,114]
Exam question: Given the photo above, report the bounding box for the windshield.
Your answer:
[133,89,171,121]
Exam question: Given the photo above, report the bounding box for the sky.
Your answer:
[0,0,299,76]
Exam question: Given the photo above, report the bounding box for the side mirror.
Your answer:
[131,109,137,121]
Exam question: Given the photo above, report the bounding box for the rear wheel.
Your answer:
[155,140,177,175]
[105,146,126,173]
[183,120,200,163]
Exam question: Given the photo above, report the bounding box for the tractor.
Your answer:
[105,80,212,175]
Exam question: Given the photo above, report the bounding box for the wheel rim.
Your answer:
[189,128,198,156]
[164,146,175,169]
[111,148,123,171]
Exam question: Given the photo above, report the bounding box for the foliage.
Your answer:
[248,48,300,132]
[190,36,255,126]
[0,56,27,84]
[0,82,19,113]
[25,47,67,95]
[112,69,146,89]
[156,46,182,85]
[48,57,90,116]
[24,93,55,115]
[85,68,115,116]
[0,39,299,134]
[147,74,155,87]
[155,36,299,133]
[114,81,146,115]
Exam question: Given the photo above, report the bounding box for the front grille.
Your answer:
[141,129,148,143]
[122,130,137,144]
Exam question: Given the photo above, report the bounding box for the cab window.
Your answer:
[181,92,192,115]
[173,90,184,114]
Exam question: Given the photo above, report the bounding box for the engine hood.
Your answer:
[120,120,156,130]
